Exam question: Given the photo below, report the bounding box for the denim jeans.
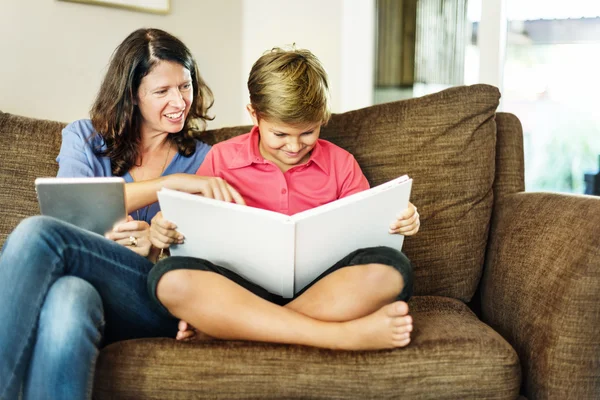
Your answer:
[0,216,177,400]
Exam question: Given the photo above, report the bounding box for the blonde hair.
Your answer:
[248,46,331,125]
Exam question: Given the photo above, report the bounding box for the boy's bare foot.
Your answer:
[176,320,214,342]
[338,301,413,350]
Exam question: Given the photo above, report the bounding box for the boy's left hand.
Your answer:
[390,202,420,236]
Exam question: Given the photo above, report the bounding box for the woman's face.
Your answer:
[136,60,193,137]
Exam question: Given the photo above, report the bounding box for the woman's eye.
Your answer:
[155,90,167,95]
[181,83,192,90]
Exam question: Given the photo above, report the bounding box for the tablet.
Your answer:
[35,177,127,235]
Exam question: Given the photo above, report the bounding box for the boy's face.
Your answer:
[247,105,321,172]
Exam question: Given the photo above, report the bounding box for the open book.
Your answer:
[157,175,412,298]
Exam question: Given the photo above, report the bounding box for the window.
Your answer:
[503,0,600,193]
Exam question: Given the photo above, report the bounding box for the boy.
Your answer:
[148,47,420,350]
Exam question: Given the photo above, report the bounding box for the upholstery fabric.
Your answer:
[482,192,600,399]
[94,296,520,400]
[493,112,525,200]
[0,111,65,246]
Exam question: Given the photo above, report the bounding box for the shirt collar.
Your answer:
[228,126,263,169]
[228,125,330,175]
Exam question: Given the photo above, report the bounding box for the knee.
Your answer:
[9,216,54,242]
[39,277,104,345]
[350,246,414,298]
[362,263,405,294]
[155,269,194,310]
[8,216,67,251]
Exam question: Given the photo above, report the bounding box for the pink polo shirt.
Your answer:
[196,126,369,215]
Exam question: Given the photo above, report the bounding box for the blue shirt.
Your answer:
[56,119,211,223]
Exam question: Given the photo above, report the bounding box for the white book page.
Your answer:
[158,189,296,297]
[292,176,412,294]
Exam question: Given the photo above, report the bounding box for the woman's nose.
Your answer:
[168,89,185,107]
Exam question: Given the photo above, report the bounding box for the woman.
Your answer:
[0,28,240,400]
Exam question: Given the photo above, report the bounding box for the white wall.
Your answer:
[240,0,374,124]
[0,0,374,128]
[0,0,244,128]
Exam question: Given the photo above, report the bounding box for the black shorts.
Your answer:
[148,246,414,317]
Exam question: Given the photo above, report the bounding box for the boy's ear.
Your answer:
[246,104,259,125]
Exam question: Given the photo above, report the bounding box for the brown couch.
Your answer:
[0,84,598,399]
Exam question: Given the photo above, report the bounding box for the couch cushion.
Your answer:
[94,295,520,399]
[201,85,501,302]
[0,111,65,246]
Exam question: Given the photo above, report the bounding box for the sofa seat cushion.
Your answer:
[94,296,520,399]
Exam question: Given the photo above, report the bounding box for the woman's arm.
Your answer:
[125,173,246,213]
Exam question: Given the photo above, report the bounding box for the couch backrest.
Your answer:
[0,111,65,246]
[0,84,501,301]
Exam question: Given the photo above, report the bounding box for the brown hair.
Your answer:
[247,46,330,126]
[90,28,214,176]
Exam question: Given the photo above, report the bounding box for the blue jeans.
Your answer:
[0,216,177,400]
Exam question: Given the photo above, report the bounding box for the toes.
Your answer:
[393,331,411,341]
[385,301,410,317]
[393,323,413,334]
[394,337,411,347]
[392,315,413,327]
[396,301,409,315]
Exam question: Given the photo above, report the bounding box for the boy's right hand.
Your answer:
[149,211,182,249]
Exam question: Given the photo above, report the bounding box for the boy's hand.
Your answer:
[149,211,183,249]
[390,202,420,236]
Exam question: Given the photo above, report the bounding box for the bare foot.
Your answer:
[338,301,413,350]
[176,320,215,342]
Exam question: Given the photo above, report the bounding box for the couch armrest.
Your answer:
[481,192,600,399]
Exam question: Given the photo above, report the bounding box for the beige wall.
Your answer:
[0,0,374,128]
[241,0,375,124]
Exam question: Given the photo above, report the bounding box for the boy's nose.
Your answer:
[286,142,301,152]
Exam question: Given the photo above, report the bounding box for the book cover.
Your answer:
[157,175,412,298]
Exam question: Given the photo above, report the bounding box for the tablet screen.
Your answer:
[35,177,127,235]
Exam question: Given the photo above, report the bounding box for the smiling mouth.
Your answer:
[164,110,184,120]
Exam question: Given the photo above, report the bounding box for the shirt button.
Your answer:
[281,188,287,194]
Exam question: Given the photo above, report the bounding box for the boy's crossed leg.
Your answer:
[149,247,414,350]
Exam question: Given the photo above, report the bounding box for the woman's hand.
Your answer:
[166,174,246,205]
[150,176,246,250]
[105,216,152,257]
[149,211,182,250]
[389,201,420,236]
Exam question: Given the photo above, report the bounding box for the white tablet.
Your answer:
[35,177,127,235]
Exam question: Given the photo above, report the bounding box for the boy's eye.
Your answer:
[301,132,313,136]
[274,133,286,137]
